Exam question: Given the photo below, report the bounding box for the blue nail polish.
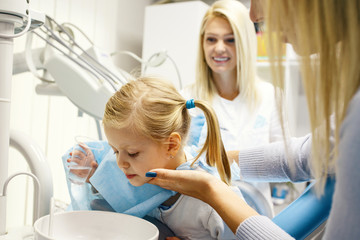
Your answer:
[146,172,157,177]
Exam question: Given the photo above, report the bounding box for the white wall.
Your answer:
[7,0,153,230]
[142,1,209,90]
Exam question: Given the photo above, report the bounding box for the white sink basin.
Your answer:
[34,210,159,240]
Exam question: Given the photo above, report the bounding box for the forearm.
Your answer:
[203,178,259,233]
[201,175,293,239]
[238,134,313,182]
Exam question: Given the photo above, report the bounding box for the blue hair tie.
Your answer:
[186,99,195,109]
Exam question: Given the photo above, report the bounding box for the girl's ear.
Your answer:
[166,132,182,156]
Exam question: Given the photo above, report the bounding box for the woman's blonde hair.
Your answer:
[103,77,231,184]
[195,0,260,108]
[267,0,360,193]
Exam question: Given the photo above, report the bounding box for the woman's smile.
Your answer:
[213,56,231,64]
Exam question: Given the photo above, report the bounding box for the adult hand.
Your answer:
[147,169,223,203]
[147,168,259,233]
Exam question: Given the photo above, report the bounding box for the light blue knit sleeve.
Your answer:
[236,216,294,240]
[238,134,313,182]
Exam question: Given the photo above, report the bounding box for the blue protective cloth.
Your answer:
[187,114,206,147]
[62,141,196,218]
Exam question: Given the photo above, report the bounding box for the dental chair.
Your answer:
[273,177,335,240]
[237,177,335,240]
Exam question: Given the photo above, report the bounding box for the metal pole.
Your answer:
[0,20,15,235]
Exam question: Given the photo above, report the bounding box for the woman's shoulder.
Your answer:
[351,88,360,107]
[342,88,360,130]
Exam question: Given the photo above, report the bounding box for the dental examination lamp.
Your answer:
[20,15,176,124]
[24,15,128,121]
[0,0,49,238]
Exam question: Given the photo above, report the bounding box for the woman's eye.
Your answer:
[206,37,216,43]
[128,152,139,158]
[226,38,235,43]
[113,150,119,155]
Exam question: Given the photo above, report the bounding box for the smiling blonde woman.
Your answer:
[182,0,290,217]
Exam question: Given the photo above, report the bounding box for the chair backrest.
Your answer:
[272,177,335,240]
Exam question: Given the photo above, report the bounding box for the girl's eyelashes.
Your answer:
[111,149,138,157]
[128,152,139,158]
[110,146,118,155]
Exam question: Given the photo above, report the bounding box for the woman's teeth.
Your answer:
[214,57,229,61]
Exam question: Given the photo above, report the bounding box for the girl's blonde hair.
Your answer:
[267,0,360,193]
[195,0,260,109]
[103,77,231,184]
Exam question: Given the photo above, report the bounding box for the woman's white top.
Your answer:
[199,81,283,151]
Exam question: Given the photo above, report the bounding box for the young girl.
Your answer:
[102,76,239,239]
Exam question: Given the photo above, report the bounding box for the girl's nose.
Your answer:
[116,154,130,169]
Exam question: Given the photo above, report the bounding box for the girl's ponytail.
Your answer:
[186,99,231,185]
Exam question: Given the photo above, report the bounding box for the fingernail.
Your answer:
[146,172,157,177]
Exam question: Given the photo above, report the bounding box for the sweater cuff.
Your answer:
[236,215,294,240]
[238,147,267,180]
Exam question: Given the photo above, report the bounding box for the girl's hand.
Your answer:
[67,143,98,182]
